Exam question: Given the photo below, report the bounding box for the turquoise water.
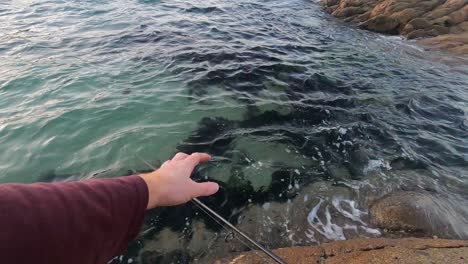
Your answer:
[1,0,467,263]
[1,0,246,182]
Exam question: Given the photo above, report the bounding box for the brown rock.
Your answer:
[450,43,468,53]
[401,18,433,36]
[222,238,468,264]
[401,23,415,35]
[320,0,468,54]
[323,0,341,7]
[406,29,429,39]
[407,18,432,30]
[369,191,468,238]
[433,15,457,27]
[356,10,372,21]
[359,15,400,33]
[433,24,451,35]
[456,21,468,32]
[370,191,431,233]
[391,8,426,25]
[333,6,369,17]
[419,32,468,54]
[448,6,468,25]
[423,0,467,20]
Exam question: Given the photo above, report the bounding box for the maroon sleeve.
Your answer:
[0,175,148,264]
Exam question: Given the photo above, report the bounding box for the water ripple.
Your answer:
[0,0,467,263]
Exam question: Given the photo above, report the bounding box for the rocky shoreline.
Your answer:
[320,0,468,55]
[220,237,468,263]
[215,188,468,263]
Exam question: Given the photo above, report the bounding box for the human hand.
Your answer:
[138,152,219,209]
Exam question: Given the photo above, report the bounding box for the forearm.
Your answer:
[0,152,218,264]
[0,176,148,264]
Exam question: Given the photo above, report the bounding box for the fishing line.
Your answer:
[136,155,265,259]
[180,202,260,262]
[135,154,288,264]
[189,198,270,263]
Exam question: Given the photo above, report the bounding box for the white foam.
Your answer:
[306,197,382,241]
[343,224,358,231]
[307,199,346,241]
[361,226,381,235]
[363,159,391,174]
[305,228,316,242]
[332,197,366,225]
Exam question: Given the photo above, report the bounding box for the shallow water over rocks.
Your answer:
[0,0,467,263]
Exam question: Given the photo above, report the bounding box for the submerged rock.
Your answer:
[320,0,468,55]
[369,191,468,238]
[419,32,468,54]
[137,182,380,263]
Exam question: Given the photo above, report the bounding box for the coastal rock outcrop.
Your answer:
[219,238,468,263]
[321,0,468,54]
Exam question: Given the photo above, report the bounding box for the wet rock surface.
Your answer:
[321,0,468,54]
[134,181,382,263]
[219,238,468,264]
[369,191,468,239]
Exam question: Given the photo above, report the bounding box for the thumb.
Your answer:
[192,182,219,198]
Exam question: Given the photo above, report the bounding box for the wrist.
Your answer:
[138,172,161,209]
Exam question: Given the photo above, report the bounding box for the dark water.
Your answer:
[1,0,467,263]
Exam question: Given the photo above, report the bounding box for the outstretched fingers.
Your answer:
[186,152,211,168]
[172,152,189,161]
[191,181,219,198]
